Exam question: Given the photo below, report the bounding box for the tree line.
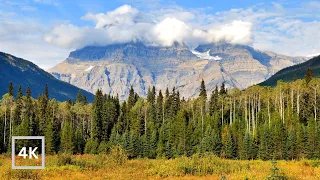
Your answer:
[0,70,319,160]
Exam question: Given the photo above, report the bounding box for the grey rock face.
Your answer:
[49,42,307,100]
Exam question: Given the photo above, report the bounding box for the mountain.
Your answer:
[0,52,94,102]
[49,41,307,100]
[260,55,320,86]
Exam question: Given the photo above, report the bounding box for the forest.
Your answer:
[0,69,319,161]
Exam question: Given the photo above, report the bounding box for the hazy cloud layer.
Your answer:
[45,5,253,49]
[0,1,319,69]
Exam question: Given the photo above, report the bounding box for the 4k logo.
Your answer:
[12,136,45,169]
[18,147,39,159]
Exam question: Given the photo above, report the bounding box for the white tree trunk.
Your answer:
[4,107,6,147]
[314,87,317,123]
[229,97,232,125]
[222,98,224,126]
[268,98,271,127]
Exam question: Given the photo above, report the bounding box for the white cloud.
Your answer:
[45,4,253,49]
[0,20,69,69]
[153,17,192,46]
[203,3,320,57]
[1,2,319,70]
[82,5,140,28]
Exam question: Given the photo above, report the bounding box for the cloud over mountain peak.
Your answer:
[44,4,253,49]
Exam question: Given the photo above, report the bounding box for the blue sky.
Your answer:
[0,0,319,69]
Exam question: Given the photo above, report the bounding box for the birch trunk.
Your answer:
[230,97,232,125]
[4,107,6,147]
[314,87,317,123]
[222,97,224,126]
[268,98,271,127]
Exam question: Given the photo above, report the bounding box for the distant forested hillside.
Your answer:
[0,52,93,102]
[260,55,320,86]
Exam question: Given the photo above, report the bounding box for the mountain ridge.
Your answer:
[49,41,307,100]
[0,52,94,102]
[260,55,320,86]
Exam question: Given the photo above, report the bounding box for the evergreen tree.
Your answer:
[84,138,99,154]
[8,81,14,96]
[128,86,136,109]
[45,119,54,155]
[60,120,73,154]
[128,131,140,158]
[102,99,117,141]
[156,90,164,127]
[258,124,272,160]
[199,79,207,100]
[44,84,49,100]
[243,132,252,160]
[222,126,235,159]
[156,127,165,157]
[26,87,31,98]
[209,86,218,116]
[220,82,227,95]
[83,95,87,104]
[285,129,297,160]
[307,118,316,158]
[74,124,85,154]
[16,85,23,100]
[271,119,286,159]
[76,90,83,104]
[305,68,313,84]
[296,124,308,159]
[91,89,103,142]
[147,86,156,104]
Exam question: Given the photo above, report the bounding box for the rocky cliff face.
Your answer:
[49,42,307,100]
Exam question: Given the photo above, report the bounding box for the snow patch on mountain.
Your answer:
[85,65,94,71]
[191,50,222,61]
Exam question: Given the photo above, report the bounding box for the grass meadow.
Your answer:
[1,152,320,180]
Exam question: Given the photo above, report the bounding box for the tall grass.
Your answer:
[0,153,320,179]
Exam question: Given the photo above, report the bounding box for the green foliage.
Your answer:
[84,139,99,154]
[60,120,73,154]
[73,124,85,154]
[7,82,13,96]
[5,169,41,180]
[1,78,320,161]
[98,141,109,154]
[45,120,55,155]
[177,154,242,176]
[109,144,128,165]
[57,154,72,166]
[199,79,207,100]
[260,55,320,86]
[267,161,288,180]
[304,68,313,84]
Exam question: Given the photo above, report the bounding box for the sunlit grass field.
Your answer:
[1,153,320,180]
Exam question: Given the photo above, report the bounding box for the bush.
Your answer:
[267,161,288,180]
[5,169,41,180]
[71,158,103,170]
[84,139,99,154]
[71,154,108,170]
[109,145,128,165]
[98,141,109,154]
[57,154,72,166]
[177,154,242,176]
